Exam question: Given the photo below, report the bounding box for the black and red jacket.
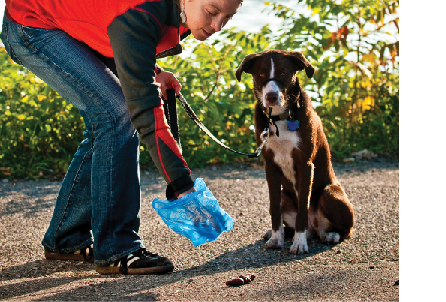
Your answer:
[5,0,195,195]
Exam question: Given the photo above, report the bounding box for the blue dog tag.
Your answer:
[287,120,299,131]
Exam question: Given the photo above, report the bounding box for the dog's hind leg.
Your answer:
[318,184,355,242]
[264,159,284,249]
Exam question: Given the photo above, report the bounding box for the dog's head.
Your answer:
[236,50,314,113]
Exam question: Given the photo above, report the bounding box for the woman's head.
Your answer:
[180,0,243,41]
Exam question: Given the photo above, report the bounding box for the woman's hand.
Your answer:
[178,187,196,198]
[155,70,182,99]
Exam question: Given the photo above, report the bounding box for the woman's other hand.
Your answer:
[155,70,182,99]
[178,187,196,198]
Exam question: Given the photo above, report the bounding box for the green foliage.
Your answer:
[0,49,84,179]
[0,0,399,179]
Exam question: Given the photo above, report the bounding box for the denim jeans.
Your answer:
[2,15,144,265]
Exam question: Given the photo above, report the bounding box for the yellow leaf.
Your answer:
[362,96,374,111]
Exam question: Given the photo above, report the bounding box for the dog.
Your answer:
[236,50,355,254]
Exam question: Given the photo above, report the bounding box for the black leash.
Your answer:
[163,89,262,158]
[163,88,180,146]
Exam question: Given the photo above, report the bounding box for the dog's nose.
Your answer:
[265,92,279,104]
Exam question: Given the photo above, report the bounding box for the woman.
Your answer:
[1,0,243,275]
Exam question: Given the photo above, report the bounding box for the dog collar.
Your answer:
[269,111,291,122]
[270,111,300,131]
[264,104,297,122]
[263,108,300,136]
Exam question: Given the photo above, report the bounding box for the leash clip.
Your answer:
[255,128,270,156]
[260,128,270,142]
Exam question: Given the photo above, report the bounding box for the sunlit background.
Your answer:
[0,0,401,164]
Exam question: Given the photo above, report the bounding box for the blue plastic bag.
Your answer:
[152,178,233,246]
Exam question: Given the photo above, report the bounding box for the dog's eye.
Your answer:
[281,71,287,76]
[260,73,266,77]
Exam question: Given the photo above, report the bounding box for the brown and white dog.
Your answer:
[236,50,355,254]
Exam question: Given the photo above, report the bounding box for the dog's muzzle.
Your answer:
[262,78,286,106]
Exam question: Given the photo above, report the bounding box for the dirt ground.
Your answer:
[0,158,399,301]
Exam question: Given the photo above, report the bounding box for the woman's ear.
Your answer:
[286,51,315,78]
[235,53,260,81]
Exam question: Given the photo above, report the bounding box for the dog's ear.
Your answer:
[236,53,261,82]
[286,51,315,79]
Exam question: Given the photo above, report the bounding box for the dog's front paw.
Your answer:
[290,231,309,254]
[265,238,284,249]
[265,230,284,249]
[325,232,340,244]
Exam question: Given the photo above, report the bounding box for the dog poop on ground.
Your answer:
[226,275,256,286]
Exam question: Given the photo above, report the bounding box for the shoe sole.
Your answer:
[96,265,174,275]
[44,250,94,263]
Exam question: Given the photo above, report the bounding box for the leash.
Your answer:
[163,89,180,146]
[164,89,266,158]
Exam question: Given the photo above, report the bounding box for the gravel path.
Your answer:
[0,159,399,301]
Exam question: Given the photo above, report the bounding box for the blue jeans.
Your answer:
[2,15,144,265]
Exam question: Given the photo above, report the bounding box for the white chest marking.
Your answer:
[265,120,301,187]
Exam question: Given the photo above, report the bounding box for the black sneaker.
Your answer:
[95,248,174,275]
[44,245,94,263]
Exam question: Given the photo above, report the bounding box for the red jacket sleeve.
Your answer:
[107,2,194,195]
